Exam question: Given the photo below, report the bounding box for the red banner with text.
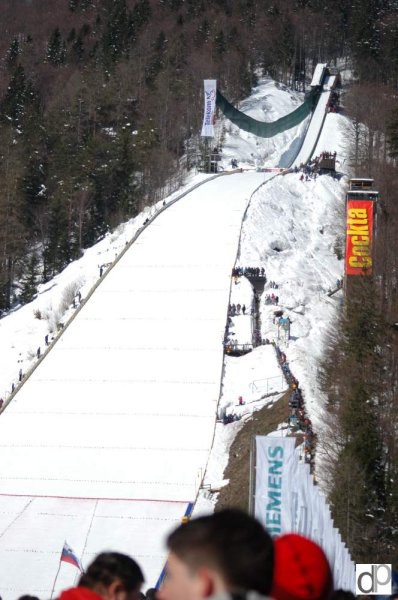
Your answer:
[345,200,374,275]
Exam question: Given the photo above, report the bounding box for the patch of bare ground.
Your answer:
[215,389,292,512]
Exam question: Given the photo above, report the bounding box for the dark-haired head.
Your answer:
[79,552,144,600]
[158,509,273,600]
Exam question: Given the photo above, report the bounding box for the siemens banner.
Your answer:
[254,436,297,536]
[201,80,217,137]
[254,435,356,592]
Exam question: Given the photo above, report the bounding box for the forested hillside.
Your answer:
[1,0,398,311]
[1,0,398,566]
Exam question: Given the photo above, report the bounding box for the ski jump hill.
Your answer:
[0,70,338,599]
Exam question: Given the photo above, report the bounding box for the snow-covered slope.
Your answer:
[0,75,349,599]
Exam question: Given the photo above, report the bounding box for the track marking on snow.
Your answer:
[5,411,214,418]
[0,493,190,503]
[0,445,210,452]
[0,498,33,540]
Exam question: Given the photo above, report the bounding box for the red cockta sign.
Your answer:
[345,200,374,275]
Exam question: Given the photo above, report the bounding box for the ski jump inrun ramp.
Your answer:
[0,81,333,600]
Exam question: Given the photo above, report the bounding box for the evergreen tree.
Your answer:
[129,0,152,35]
[145,31,168,87]
[43,197,71,280]
[387,107,398,158]
[101,0,128,63]
[23,154,48,231]
[214,30,226,56]
[6,38,20,69]
[67,28,77,43]
[1,65,27,125]
[195,19,210,46]
[46,27,67,65]
[71,35,85,62]
[19,253,40,304]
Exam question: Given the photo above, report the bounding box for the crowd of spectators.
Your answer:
[232,266,266,278]
[10,509,355,600]
[276,347,316,469]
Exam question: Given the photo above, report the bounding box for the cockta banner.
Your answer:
[345,199,374,275]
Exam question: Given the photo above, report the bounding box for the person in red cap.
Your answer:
[271,534,333,600]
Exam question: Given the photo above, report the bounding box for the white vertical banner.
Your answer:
[201,79,217,137]
[254,435,356,591]
[254,436,296,537]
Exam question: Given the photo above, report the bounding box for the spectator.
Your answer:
[59,552,144,600]
[158,509,274,600]
[272,534,333,600]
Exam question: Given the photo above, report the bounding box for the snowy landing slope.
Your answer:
[0,172,268,500]
[0,172,272,598]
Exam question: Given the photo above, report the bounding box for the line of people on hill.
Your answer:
[232,266,266,278]
[264,293,279,305]
[229,303,247,316]
[26,509,354,600]
[224,339,253,354]
[276,346,316,469]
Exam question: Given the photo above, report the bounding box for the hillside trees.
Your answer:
[0,0,396,313]
[320,78,398,564]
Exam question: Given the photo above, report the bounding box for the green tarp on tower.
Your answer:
[216,88,319,138]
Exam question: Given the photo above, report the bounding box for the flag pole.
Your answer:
[50,542,64,600]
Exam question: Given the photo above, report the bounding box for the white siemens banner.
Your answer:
[254,436,296,536]
[201,80,217,137]
[254,435,356,592]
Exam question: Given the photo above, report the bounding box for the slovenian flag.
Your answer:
[61,542,84,572]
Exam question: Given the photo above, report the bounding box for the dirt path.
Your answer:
[215,389,291,512]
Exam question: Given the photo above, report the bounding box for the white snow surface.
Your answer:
[310,64,327,87]
[291,76,335,167]
[0,75,350,599]
[239,170,346,434]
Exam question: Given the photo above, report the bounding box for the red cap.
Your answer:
[272,534,333,600]
[59,587,103,600]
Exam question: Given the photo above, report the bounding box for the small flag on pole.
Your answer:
[61,542,84,572]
